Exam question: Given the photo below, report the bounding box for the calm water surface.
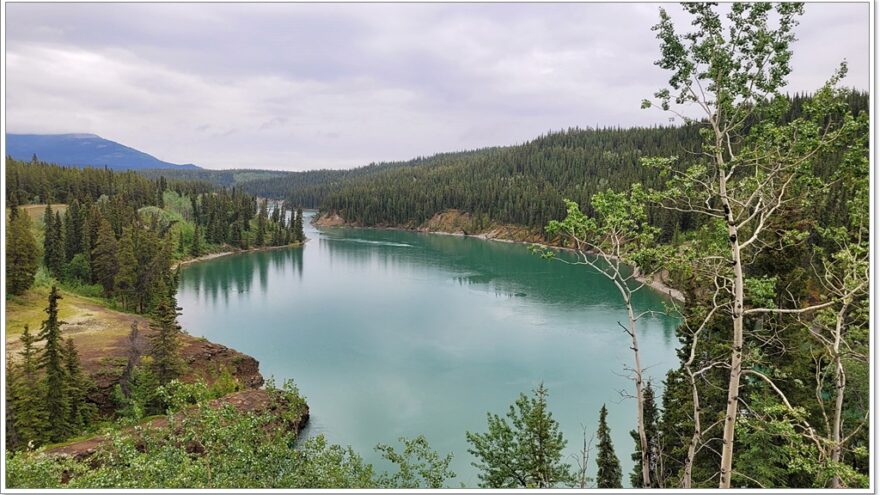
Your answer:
[177,212,680,487]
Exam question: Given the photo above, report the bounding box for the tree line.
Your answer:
[5,161,307,451]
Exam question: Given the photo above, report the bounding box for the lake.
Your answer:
[177,212,681,487]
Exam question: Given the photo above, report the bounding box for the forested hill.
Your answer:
[236,147,503,209]
[317,125,703,238]
[254,90,868,241]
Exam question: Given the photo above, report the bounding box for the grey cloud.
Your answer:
[5,3,869,170]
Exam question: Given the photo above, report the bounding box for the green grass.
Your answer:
[5,285,79,338]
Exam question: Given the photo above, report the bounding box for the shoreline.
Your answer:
[313,215,686,303]
[173,240,307,269]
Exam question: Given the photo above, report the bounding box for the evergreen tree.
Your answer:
[10,325,48,447]
[91,218,119,296]
[5,361,21,449]
[43,203,55,267]
[190,224,202,257]
[115,228,138,310]
[255,199,268,246]
[43,205,65,278]
[630,381,660,487]
[6,207,39,295]
[178,230,186,255]
[37,286,69,442]
[63,200,83,262]
[50,211,65,278]
[596,404,622,488]
[64,338,95,431]
[294,207,305,242]
[149,288,182,385]
[466,384,573,488]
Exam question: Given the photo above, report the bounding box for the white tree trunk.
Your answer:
[718,170,744,489]
[626,299,651,488]
[831,304,847,489]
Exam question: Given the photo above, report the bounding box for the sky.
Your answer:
[4,3,871,171]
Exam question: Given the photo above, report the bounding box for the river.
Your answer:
[177,211,681,487]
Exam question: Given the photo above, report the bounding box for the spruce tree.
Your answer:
[178,230,186,255]
[6,206,39,295]
[43,203,55,268]
[596,404,622,488]
[255,200,268,246]
[63,200,83,262]
[64,338,94,431]
[38,286,70,442]
[466,384,573,487]
[149,287,183,385]
[190,224,202,257]
[630,381,660,487]
[115,228,138,311]
[294,207,305,242]
[91,218,119,296]
[43,205,66,278]
[11,325,49,447]
[48,211,66,278]
[6,360,21,449]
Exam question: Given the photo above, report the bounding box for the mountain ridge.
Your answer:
[5,133,200,170]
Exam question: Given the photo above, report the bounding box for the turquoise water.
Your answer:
[177,212,680,487]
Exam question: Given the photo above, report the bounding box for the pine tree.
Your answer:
[10,325,49,447]
[630,381,660,487]
[596,404,622,488]
[149,288,182,385]
[91,218,119,296]
[6,206,39,295]
[38,286,70,442]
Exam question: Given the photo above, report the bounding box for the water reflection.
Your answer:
[315,226,676,343]
[180,247,304,301]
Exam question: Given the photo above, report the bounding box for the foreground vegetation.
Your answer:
[7,380,456,489]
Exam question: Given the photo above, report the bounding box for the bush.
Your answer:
[64,253,91,284]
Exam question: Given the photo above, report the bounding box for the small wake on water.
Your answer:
[322,237,414,248]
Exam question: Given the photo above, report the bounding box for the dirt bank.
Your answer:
[6,289,264,414]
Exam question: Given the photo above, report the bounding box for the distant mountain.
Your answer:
[5,133,200,170]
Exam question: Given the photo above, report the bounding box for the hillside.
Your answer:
[268,91,868,242]
[6,134,200,170]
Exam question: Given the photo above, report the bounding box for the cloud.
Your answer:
[4,3,869,170]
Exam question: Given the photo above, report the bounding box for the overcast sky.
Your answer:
[5,3,870,170]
